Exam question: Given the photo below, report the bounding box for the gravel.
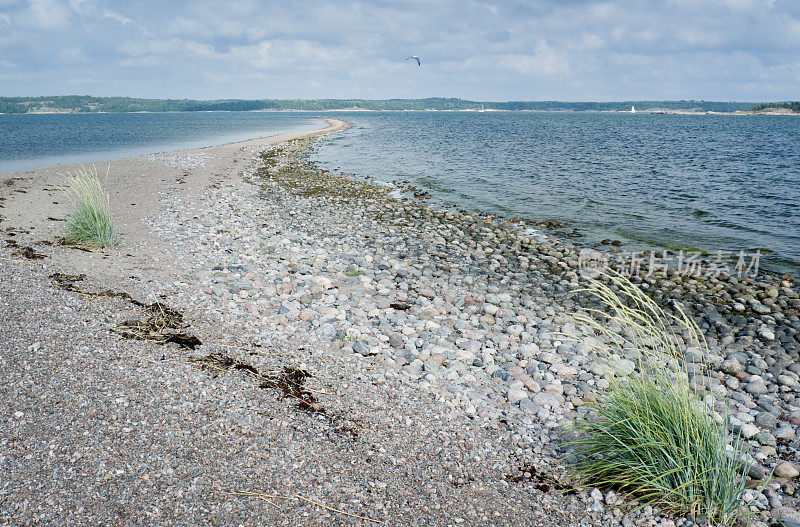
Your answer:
[1,127,799,525]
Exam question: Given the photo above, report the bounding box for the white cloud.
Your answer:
[100,8,130,24]
[67,0,132,24]
[499,42,570,77]
[231,40,356,71]
[25,0,71,30]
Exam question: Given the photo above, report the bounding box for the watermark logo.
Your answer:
[579,249,761,279]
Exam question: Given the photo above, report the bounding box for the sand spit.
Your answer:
[1,120,799,526]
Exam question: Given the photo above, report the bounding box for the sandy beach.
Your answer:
[1,121,799,526]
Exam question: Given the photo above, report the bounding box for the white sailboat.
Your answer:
[631,105,636,113]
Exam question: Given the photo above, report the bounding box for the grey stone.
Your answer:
[774,426,797,440]
[721,357,742,375]
[507,387,527,404]
[745,380,768,394]
[755,412,779,428]
[755,431,776,446]
[747,463,766,480]
[739,423,759,439]
[519,397,541,415]
[491,369,512,383]
[532,392,564,409]
[538,352,561,365]
[388,333,405,349]
[423,359,441,373]
[319,323,336,337]
[352,341,375,356]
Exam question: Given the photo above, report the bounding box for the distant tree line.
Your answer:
[0,95,771,114]
[0,100,27,113]
[752,102,800,113]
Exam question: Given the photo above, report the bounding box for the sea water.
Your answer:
[312,111,800,275]
[0,111,324,174]
[3,110,798,274]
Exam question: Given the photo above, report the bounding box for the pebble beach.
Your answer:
[1,119,798,526]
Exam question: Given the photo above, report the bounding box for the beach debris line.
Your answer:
[115,302,202,349]
[48,272,202,349]
[49,237,101,252]
[49,272,87,291]
[191,352,322,413]
[253,141,390,202]
[3,226,29,237]
[5,238,47,259]
[11,245,46,259]
[190,352,360,437]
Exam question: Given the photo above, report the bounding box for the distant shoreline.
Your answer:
[2,108,798,116]
[1,96,783,115]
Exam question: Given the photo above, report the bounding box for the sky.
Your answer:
[1,0,799,101]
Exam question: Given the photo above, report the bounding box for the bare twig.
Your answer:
[295,494,384,523]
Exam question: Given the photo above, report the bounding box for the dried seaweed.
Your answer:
[49,273,202,349]
[116,302,202,349]
[50,272,87,291]
[505,464,575,494]
[260,367,319,412]
[12,246,46,260]
[56,238,99,252]
[191,353,321,412]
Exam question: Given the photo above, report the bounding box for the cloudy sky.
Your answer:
[1,0,799,101]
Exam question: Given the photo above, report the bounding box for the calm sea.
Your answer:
[0,111,324,174]
[312,111,800,275]
[2,110,798,274]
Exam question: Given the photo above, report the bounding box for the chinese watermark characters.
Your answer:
[579,249,761,280]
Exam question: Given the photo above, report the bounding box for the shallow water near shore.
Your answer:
[0,111,324,174]
[310,111,800,275]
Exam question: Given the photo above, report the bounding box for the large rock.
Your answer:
[774,461,799,479]
[721,357,742,375]
[538,352,561,365]
[507,386,528,405]
[739,423,759,439]
[744,379,768,394]
[519,397,541,415]
[352,341,377,356]
[532,392,564,409]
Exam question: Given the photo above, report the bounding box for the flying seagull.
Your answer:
[406,55,421,66]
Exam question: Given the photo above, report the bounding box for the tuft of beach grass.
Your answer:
[60,164,118,247]
[568,272,747,525]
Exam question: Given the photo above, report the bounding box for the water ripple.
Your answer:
[312,111,800,274]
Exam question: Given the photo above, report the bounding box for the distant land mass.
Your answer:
[752,101,800,113]
[0,95,797,114]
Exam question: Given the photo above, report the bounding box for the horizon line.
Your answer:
[2,95,794,104]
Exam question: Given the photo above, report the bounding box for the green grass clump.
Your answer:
[61,164,118,246]
[570,273,747,525]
